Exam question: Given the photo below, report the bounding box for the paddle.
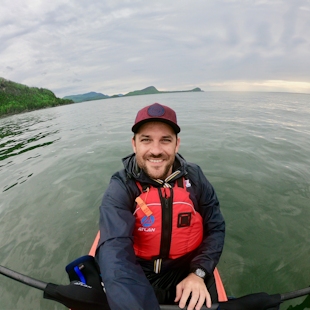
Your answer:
[1,264,309,310]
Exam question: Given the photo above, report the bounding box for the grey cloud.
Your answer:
[1,0,310,96]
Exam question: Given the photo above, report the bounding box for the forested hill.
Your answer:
[0,77,74,117]
[63,91,109,103]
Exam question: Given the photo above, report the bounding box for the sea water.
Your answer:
[0,91,309,309]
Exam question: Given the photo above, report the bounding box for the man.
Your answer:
[96,103,225,310]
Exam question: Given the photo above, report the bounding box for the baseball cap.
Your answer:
[132,103,180,134]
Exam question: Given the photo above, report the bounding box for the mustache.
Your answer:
[147,154,165,159]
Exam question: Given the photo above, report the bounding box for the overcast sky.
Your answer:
[1,0,310,97]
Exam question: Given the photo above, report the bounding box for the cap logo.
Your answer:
[147,104,165,117]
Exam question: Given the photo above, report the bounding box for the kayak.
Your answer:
[88,231,228,302]
[1,232,308,309]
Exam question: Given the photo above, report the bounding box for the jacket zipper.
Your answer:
[158,187,173,260]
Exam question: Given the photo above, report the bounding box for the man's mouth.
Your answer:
[148,159,164,163]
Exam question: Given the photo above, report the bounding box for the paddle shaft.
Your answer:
[281,286,310,301]
[1,264,309,309]
[1,265,218,309]
[1,265,217,310]
[0,265,47,291]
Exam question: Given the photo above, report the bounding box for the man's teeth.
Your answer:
[149,159,163,163]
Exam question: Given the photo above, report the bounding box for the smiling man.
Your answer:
[97,103,225,310]
[132,121,180,180]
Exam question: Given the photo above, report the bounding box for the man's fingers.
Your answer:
[178,287,191,309]
[186,290,200,310]
[195,292,206,310]
[204,288,211,309]
[189,288,211,310]
[174,284,182,302]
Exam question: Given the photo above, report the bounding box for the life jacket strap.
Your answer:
[135,196,153,217]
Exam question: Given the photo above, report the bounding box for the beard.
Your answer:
[135,154,175,180]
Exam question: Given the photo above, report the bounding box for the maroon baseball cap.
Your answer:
[132,103,180,134]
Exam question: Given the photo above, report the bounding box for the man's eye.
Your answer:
[162,139,172,143]
[141,138,150,142]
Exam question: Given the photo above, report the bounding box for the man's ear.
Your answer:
[175,136,180,153]
[131,136,137,153]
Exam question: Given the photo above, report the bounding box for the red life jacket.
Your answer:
[133,178,203,261]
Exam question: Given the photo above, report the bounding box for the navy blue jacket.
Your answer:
[96,153,225,310]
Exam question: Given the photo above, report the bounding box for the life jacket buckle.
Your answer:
[153,258,162,274]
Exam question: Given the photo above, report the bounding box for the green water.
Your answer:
[0,92,309,309]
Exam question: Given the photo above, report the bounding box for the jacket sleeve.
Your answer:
[96,172,160,310]
[188,164,225,276]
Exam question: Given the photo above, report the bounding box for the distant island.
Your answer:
[0,77,74,117]
[63,91,110,103]
[63,86,203,103]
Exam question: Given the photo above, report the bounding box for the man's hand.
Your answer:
[174,273,211,310]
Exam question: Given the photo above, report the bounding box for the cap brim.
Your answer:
[132,119,180,134]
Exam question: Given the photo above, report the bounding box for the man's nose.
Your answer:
[149,141,162,156]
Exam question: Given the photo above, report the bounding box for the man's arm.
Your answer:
[96,173,160,310]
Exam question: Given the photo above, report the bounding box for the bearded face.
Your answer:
[132,122,180,180]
